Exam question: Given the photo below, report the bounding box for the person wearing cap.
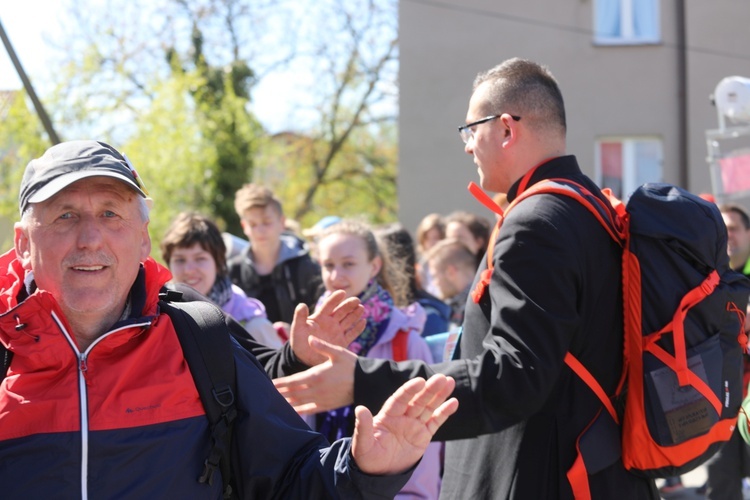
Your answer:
[273,58,658,499]
[0,139,459,498]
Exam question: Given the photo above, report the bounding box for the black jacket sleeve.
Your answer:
[163,283,310,378]
[355,191,622,442]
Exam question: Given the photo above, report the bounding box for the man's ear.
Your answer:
[13,222,32,270]
[500,113,518,147]
[140,221,152,262]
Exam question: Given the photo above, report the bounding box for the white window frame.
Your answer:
[593,0,661,45]
[595,137,664,200]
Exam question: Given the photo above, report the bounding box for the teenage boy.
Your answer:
[228,184,323,327]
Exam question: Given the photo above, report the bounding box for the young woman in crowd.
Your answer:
[313,218,442,500]
[415,213,445,296]
[375,222,451,338]
[161,212,283,349]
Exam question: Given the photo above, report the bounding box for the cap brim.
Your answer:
[26,170,147,205]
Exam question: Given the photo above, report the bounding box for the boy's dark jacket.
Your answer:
[227,233,323,324]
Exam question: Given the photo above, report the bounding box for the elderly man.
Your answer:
[0,140,457,498]
[274,58,658,499]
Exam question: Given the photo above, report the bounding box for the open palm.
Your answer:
[351,374,458,475]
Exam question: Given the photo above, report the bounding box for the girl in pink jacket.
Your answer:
[314,219,441,500]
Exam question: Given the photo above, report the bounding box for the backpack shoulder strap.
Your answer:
[160,295,237,499]
[1,344,11,383]
[392,329,410,362]
[469,177,625,305]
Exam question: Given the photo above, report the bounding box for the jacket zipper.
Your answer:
[51,311,152,500]
[52,311,91,500]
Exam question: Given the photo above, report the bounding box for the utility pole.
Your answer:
[0,16,61,145]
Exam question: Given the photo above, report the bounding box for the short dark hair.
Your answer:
[424,238,477,273]
[161,212,228,276]
[445,211,492,251]
[473,57,566,136]
[720,203,750,230]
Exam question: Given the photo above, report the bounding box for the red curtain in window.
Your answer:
[600,142,623,198]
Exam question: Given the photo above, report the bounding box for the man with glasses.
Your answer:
[274,58,657,499]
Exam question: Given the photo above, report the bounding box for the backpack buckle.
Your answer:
[213,386,235,408]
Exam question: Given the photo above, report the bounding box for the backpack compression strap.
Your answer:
[160,296,238,499]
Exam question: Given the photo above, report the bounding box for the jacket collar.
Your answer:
[506,155,581,203]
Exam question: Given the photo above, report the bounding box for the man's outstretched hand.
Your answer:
[274,336,358,414]
[288,290,365,366]
[351,374,458,476]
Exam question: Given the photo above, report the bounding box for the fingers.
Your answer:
[425,397,459,435]
[352,405,375,458]
[335,302,365,332]
[379,377,427,416]
[343,317,366,344]
[404,374,456,421]
[382,375,456,422]
[273,376,317,406]
[289,303,309,335]
[312,289,347,318]
[273,339,357,413]
[308,335,346,357]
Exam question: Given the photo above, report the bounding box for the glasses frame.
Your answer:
[458,114,521,144]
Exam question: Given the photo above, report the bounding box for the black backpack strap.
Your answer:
[159,296,237,499]
[1,345,11,382]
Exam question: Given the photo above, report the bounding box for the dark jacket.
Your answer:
[227,233,323,324]
[0,254,409,499]
[352,156,658,499]
[414,289,452,337]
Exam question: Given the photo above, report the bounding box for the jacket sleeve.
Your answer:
[231,342,413,499]
[169,283,311,378]
[355,194,612,441]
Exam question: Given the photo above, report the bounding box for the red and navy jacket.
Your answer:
[0,251,409,499]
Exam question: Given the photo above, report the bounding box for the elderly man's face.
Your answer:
[14,177,151,321]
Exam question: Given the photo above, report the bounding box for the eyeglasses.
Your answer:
[458,114,521,144]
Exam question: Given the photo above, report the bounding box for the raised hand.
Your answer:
[273,336,357,414]
[351,374,458,475]
[288,290,365,366]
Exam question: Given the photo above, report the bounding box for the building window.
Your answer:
[595,138,663,199]
[594,0,660,45]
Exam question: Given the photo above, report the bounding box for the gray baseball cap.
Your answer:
[18,140,150,214]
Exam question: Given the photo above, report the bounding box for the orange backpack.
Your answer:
[469,173,750,499]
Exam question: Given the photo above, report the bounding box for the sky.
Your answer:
[0,3,61,94]
[0,2,300,133]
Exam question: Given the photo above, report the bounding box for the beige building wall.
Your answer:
[398,0,750,231]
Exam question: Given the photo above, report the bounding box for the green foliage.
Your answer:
[1,0,400,253]
[121,71,217,251]
[254,121,398,230]
[0,92,49,250]
[169,28,261,236]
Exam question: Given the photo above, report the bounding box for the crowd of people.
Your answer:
[1,56,749,499]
